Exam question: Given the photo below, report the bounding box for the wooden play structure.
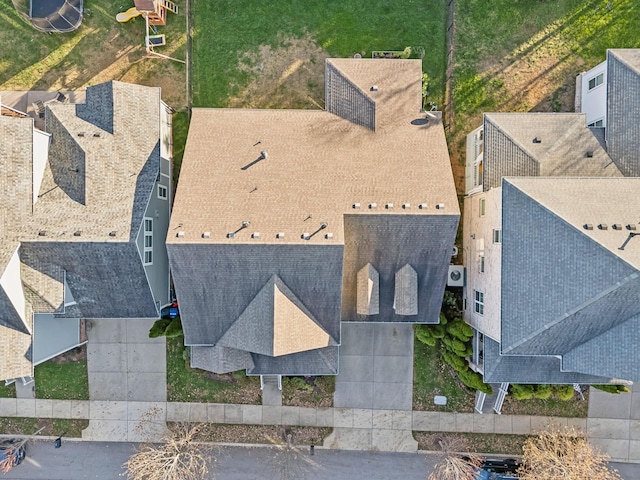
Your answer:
[132,0,178,26]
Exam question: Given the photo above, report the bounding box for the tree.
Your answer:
[122,423,214,480]
[428,438,481,480]
[518,425,622,480]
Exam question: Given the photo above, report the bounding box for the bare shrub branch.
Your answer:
[428,437,481,480]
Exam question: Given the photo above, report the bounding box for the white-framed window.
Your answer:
[493,229,502,244]
[474,290,484,315]
[158,184,168,200]
[479,198,485,217]
[478,255,485,273]
[588,73,604,90]
[143,217,153,265]
[588,119,604,127]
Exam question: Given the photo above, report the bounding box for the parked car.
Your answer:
[476,457,521,479]
[0,439,26,471]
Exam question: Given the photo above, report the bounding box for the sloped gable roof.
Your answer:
[501,178,640,379]
[218,274,336,357]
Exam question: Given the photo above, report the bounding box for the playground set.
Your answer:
[117,0,179,51]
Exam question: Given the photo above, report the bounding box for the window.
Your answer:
[158,184,168,200]
[493,229,502,244]
[588,73,604,90]
[143,217,153,265]
[478,255,485,273]
[474,290,484,315]
[479,198,485,217]
[588,119,604,127]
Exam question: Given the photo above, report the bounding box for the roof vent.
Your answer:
[38,230,47,236]
[585,151,594,158]
[260,151,268,159]
[385,203,394,209]
[226,232,235,238]
[612,224,623,230]
[202,231,211,238]
[251,232,260,239]
[369,203,377,209]
[177,231,185,238]
[533,137,542,144]
[77,132,85,137]
[109,231,117,237]
[325,233,334,239]
[301,232,310,240]
[276,232,285,239]
[370,85,378,92]
[598,223,608,230]
[419,203,427,209]
[402,203,411,209]
[583,224,594,230]
[627,224,637,231]
[93,133,100,138]
[436,203,445,210]
[73,231,82,237]
[352,203,361,209]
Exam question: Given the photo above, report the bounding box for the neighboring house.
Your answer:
[0,81,171,382]
[462,48,640,387]
[167,58,459,377]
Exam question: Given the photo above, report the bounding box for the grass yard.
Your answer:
[34,359,89,400]
[413,330,476,413]
[191,0,447,107]
[282,376,335,408]
[166,336,261,404]
[500,390,589,418]
[414,431,530,455]
[0,382,16,398]
[0,0,186,106]
[0,417,88,438]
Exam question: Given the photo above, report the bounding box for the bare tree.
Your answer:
[428,437,481,480]
[518,425,622,480]
[122,423,214,480]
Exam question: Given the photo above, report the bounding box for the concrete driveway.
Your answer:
[334,322,414,410]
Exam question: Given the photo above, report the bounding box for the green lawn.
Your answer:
[191,0,447,107]
[0,382,16,398]
[34,360,89,400]
[413,330,476,413]
[453,0,640,126]
[166,336,261,404]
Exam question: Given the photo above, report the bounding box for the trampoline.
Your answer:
[27,0,83,32]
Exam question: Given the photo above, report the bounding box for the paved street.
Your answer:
[3,441,433,480]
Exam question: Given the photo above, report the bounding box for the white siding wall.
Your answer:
[462,188,502,341]
[32,129,51,205]
[580,61,607,127]
[0,247,28,330]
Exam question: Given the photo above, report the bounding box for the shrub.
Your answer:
[286,377,313,392]
[446,321,474,342]
[415,325,437,347]
[165,317,184,338]
[554,384,575,401]
[592,384,630,394]
[510,384,535,400]
[149,318,171,338]
[458,369,492,394]
[182,346,190,362]
[442,351,468,372]
[533,384,553,400]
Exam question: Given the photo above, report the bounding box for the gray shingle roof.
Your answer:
[498,177,640,381]
[191,346,254,373]
[483,337,616,384]
[248,346,339,376]
[482,113,621,191]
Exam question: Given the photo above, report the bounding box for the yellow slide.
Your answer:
[116,7,141,23]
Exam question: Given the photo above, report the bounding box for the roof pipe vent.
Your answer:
[325,233,334,239]
[301,232,310,240]
[612,224,623,230]
[226,232,235,238]
[598,224,608,230]
[418,203,427,209]
[583,224,594,230]
[402,203,411,209]
[352,203,361,209]
[626,224,637,231]
[585,151,594,158]
[109,231,117,237]
[369,203,377,209]
[202,232,211,238]
[436,203,445,210]
[73,231,82,237]
[38,230,47,236]
[533,137,542,144]
[251,232,260,239]
[177,231,185,238]
[385,203,393,209]
[276,232,285,239]
[370,86,378,92]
